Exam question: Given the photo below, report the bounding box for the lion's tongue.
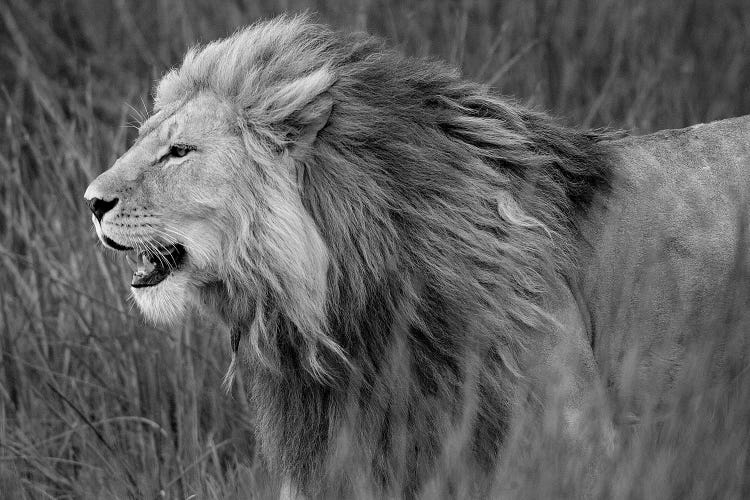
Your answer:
[128,251,167,287]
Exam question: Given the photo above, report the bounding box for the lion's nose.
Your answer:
[86,197,119,222]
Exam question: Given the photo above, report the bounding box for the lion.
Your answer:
[83,14,750,498]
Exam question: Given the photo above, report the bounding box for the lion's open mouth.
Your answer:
[125,244,186,288]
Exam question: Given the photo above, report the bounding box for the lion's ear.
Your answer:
[287,91,333,153]
[254,66,335,154]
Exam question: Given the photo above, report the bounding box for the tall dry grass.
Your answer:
[1,0,749,498]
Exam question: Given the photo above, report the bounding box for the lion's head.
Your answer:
[85,15,614,494]
[84,18,346,376]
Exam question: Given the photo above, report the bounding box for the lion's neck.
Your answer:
[237,277,512,496]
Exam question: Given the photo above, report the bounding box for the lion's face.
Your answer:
[84,93,236,322]
[85,87,330,329]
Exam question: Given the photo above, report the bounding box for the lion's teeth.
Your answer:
[129,251,155,275]
[125,254,138,273]
[141,253,155,273]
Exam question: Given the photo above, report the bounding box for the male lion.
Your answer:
[84,15,750,497]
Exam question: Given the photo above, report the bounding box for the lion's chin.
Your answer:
[131,271,199,325]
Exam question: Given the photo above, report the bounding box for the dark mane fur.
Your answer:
[158,15,614,496]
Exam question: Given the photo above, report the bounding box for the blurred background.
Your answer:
[1,0,749,498]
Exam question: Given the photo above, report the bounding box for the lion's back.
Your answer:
[579,115,750,410]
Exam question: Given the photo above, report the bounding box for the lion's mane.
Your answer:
[154,15,613,496]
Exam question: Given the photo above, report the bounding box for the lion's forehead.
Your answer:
[139,92,235,145]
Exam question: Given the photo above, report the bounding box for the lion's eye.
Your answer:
[159,144,195,163]
[170,145,192,158]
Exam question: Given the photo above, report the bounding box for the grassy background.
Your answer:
[1,0,749,498]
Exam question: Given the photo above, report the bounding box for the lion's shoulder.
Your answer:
[580,114,750,410]
[585,114,750,263]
